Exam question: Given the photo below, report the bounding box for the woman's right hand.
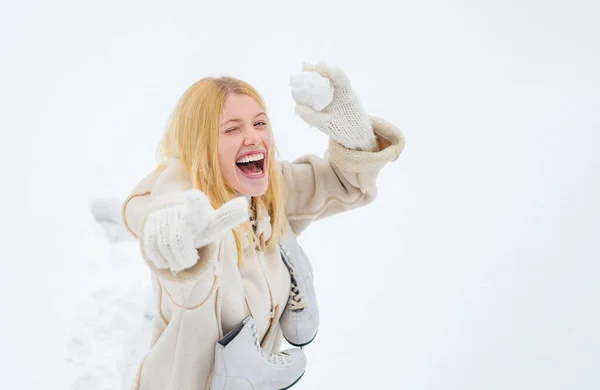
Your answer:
[141,189,249,273]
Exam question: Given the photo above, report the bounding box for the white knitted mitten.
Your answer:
[141,189,249,273]
[290,61,378,152]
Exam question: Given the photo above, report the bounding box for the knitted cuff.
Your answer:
[328,115,406,173]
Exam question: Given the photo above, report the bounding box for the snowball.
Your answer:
[290,71,334,111]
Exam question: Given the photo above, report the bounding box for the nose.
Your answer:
[243,125,261,146]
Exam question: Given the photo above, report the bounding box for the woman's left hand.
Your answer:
[290,61,378,152]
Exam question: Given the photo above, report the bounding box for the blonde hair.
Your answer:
[155,77,288,263]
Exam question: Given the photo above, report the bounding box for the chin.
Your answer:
[229,169,269,197]
[240,179,269,197]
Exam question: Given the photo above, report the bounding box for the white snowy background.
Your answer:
[2,0,599,389]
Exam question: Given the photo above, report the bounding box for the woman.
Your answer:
[121,61,405,389]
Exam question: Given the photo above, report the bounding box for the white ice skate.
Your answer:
[279,232,319,347]
[211,316,306,390]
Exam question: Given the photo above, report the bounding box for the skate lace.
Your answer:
[250,322,292,365]
[288,274,307,311]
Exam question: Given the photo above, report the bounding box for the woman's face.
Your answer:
[218,94,272,197]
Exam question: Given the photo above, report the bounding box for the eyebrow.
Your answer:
[220,112,266,126]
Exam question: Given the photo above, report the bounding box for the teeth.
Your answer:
[236,152,264,164]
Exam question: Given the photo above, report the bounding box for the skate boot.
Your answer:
[279,231,319,347]
[211,316,306,390]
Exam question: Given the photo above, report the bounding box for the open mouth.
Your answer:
[236,152,266,178]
